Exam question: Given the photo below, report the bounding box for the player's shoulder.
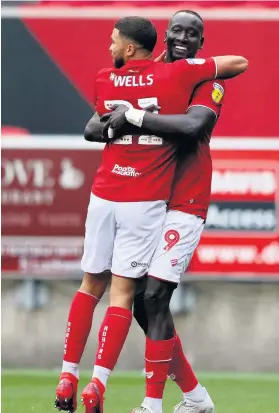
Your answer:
[194,79,226,96]
[96,67,114,79]
[167,58,212,76]
[189,78,225,108]
[171,58,208,68]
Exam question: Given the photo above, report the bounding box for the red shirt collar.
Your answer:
[121,59,154,71]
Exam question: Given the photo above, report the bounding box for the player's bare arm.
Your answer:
[84,112,105,142]
[214,55,248,78]
[133,106,216,141]
[105,104,215,141]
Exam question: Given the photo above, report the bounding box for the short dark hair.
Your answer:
[173,9,203,24]
[115,16,157,53]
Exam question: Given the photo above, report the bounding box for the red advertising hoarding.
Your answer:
[190,151,279,276]
[1,137,279,278]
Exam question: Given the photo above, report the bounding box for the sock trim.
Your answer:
[107,306,133,320]
[145,357,172,362]
[78,290,100,301]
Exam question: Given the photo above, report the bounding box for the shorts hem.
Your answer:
[112,272,147,280]
[81,266,111,274]
[148,274,179,285]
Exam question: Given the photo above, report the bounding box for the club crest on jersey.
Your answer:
[212,82,224,104]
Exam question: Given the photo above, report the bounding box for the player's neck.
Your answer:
[129,51,153,62]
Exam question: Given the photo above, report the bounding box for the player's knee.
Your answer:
[144,278,173,317]
[109,275,136,309]
[79,271,111,298]
[144,288,160,317]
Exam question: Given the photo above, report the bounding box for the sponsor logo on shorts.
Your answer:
[145,371,154,379]
[170,259,178,267]
[112,164,141,177]
[131,261,148,268]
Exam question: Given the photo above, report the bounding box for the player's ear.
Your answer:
[199,36,204,50]
[164,30,168,43]
[127,43,136,57]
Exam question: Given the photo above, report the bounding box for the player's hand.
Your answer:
[144,104,161,113]
[103,104,129,131]
[101,104,130,141]
[99,112,112,123]
[154,50,166,63]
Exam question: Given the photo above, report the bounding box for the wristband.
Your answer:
[125,108,145,127]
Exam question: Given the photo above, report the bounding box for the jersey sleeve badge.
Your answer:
[212,82,224,104]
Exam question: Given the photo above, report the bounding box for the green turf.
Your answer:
[2,370,279,413]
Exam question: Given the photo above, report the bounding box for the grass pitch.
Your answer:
[2,370,279,413]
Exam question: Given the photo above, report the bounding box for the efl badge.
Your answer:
[212,82,224,104]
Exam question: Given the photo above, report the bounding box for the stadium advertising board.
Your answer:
[190,152,279,276]
[1,138,279,278]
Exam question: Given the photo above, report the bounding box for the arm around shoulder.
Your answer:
[214,55,248,79]
[140,105,216,141]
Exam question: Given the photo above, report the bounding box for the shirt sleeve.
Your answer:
[173,57,217,88]
[187,79,225,117]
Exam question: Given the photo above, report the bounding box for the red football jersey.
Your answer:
[92,58,217,202]
[169,80,225,219]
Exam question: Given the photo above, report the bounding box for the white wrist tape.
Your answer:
[107,126,115,140]
[125,108,145,127]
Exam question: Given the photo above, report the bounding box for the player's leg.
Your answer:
[170,334,214,413]
[133,284,204,409]
[80,200,167,412]
[80,275,136,412]
[133,275,148,334]
[141,277,177,413]
[132,210,214,413]
[55,194,115,413]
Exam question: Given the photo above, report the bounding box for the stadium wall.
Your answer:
[2,279,279,372]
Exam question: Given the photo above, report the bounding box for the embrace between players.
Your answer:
[55,10,248,413]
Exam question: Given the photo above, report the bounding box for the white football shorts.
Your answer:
[81,193,167,278]
[148,210,204,284]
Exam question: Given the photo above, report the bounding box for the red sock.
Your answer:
[168,333,198,392]
[145,336,175,399]
[63,291,99,363]
[94,306,132,370]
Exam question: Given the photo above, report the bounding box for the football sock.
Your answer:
[168,333,198,393]
[92,366,111,388]
[62,361,80,379]
[93,306,132,388]
[143,336,175,412]
[142,397,162,413]
[62,290,99,378]
[183,383,207,403]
